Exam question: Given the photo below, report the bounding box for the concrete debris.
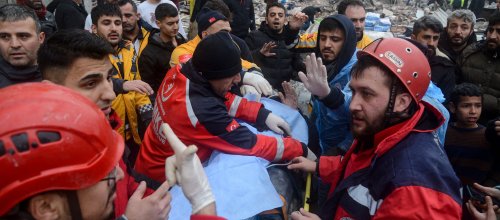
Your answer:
[176,0,455,36]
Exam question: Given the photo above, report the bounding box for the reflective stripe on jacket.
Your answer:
[135,62,305,182]
[318,101,462,219]
[110,41,153,145]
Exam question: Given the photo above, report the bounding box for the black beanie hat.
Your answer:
[196,8,227,37]
[192,32,242,80]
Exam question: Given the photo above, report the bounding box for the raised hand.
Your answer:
[288,12,309,30]
[298,53,331,99]
[278,81,298,109]
[125,181,172,220]
[260,41,277,57]
[162,123,215,214]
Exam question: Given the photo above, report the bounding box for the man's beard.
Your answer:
[351,121,383,139]
[123,24,135,33]
[356,30,363,42]
[486,39,500,55]
[426,45,437,57]
[268,24,283,34]
[351,113,386,140]
[449,34,471,47]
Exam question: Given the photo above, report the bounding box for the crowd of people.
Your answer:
[0,0,500,219]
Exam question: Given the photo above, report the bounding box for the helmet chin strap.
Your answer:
[383,77,398,128]
[383,77,415,128]
[66,191,83,220]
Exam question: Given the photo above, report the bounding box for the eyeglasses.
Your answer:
[100,167,118,187]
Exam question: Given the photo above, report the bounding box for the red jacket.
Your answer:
[110,111,156,218]
[191,215,226,220]
[135,62,306,182]
[318,101,462,219]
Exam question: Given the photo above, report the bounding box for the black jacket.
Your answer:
[138,29,186,101]
[55,0,87,30]
[223,0,255,39]
[430,49,457,103]
[233,33,255,63]
[485,117,500,148]
[245,21,305,91]
[0,57,41,89]
[47,0,62,13]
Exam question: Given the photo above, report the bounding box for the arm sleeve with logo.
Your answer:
[191,93,305,162]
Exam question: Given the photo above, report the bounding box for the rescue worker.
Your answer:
[289,38,462,219]
[118,0,152,57]
[450,0,468,9]
[170,9,273,96]
[135,31,316,182]
[91,3,153,163]
[0,83,127,220]
[39,29,171,219]
[0,83,219,220]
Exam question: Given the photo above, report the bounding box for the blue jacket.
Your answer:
[312,15,357,153]
[313,52,357,153]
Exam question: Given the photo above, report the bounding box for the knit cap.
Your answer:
[192,32,242,80]
[196,9,227,37]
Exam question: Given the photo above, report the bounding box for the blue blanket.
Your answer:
[169,97,309,219]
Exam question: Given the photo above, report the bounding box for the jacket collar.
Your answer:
[0,57,41,81]
[148,29,186,49]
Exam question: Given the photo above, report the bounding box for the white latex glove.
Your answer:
[298,53,331,99]
[243,70,273,96]
[265,113,291,135]
[240,85,261,102]
[162,123,214,214]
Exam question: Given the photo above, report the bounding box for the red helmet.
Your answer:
[0,83,124,215]
[357,38,431,103]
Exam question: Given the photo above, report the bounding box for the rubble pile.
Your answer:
[251,0,428,37]
[177,0,444,37]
